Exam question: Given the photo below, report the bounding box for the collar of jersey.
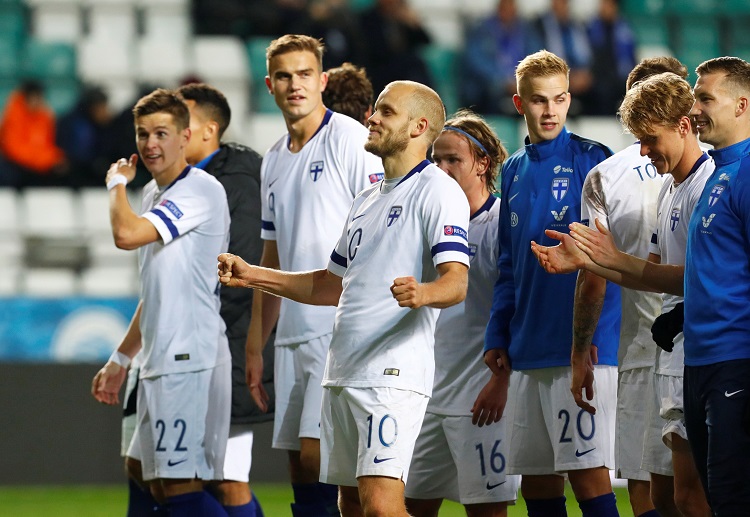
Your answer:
[394,159,430,188]
[286,109,334,150]
[524,127,571,161]
[708,136,750,167]
[683,152,709,182]
[163,165,192,192]
[194,149,220,171]
[471,194,497,220]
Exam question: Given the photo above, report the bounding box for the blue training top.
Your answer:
[484,128,621,370]
[685,137,750,366]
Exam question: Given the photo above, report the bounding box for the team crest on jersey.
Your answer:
[369,172,384,183]
[443,225,468,240]
[552,178,569,201]
[160,199,183,219]
[469,243,477,260]
[387,206,402,227]
[309,161,324,182]
[709,185,725,207]
[670,208,681,231]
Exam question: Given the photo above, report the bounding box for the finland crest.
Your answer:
[387,206,402,227]
[708,184,725,207]
[309,161,324,182]
[670,208,680,232]
[552,177,569,201]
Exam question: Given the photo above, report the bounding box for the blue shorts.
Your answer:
[684,359,750,515]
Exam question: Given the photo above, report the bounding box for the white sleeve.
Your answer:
[142,184,213,245]
[423,178,471,268]
[259,156,276,241]
[581,168,608,230]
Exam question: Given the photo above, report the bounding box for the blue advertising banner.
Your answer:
[0,297,138,362]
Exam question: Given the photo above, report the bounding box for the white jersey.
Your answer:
[138,166,231,378]
[261,110,383,346]
[428,195,499,415]
[581,143,663,371]
[325,161,471,396]
[648,153,713,375]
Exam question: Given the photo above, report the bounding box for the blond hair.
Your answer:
[515,50,569,94]
[266,34,325,72]
[619,72,695,138]
[397,81,445,144]
[443,109,508,193]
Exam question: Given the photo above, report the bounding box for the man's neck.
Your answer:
[285,105,327,153]
[671,140,705,184]
[154,160,189,187]
[467,188,492,216]
[382,148,427,181]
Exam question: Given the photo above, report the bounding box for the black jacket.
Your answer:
[203,142,274,424]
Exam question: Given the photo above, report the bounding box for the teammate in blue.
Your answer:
[405,110,519,516]
[218,80,470,517]
[483,50,621,516]
[248,34,382,517]
[684,56,750,514]
[92,88,232,516]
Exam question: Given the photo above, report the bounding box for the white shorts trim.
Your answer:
[507,366,616,475]
[405,412,519,504]
[272,335,330,450]
[128,362,231,481]
[319,386,428,487]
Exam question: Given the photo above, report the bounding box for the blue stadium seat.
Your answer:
[246,37,277,114]
[627,15,671,47]
[21,41,77,81]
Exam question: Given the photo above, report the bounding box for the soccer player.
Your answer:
[532,72,714,517]
[684,56,750,514]
[247,34,383,516]
[404,110,519,517]
[483,50,622,516]
[322,62,374,125]
[218,80,470,517]
[178,82,268,516]
[554,57,688,517]
[91,88,232,516]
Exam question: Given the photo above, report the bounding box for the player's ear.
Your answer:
[512,94,524,115]
[736,95,748,117]
[320,71,328,93]
[264,76,273,94]
[679,116,691,136]
[411,116,429,138]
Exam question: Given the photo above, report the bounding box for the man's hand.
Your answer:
[218,253,255,288]
[391,276,424,308]
[483,348,511,378]
[106,154,138,185]
[570,346,598,414]
[245,350,269,413]
[471,372,509,427]
[531,229,588,274]
[91,362,127,406]
[569,219,621,270]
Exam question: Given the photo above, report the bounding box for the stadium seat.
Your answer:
[459,0,496,21]
[0,39,20,81]
[674,17,720,75]
[20,268,79,297]
[43,77,79,114]
[193,36,249,81]
[28,1,82,43]
[86,3,138,42]
[621,0,665,16]
[420,9,463,50]
[138,0,191,41]
[244,113,286,155]
[420,45,459,115]
[77,36,133,83]
[485,116,524,153]
[80,265,138,296]
[135,36,193,87]
[0,265,20,295]
[0,188,19,233]
[0,5,27,48]
[19,188,80,236]
[627,15,670,48]
[664,0,714,15]
[246,37,277,114]
[20,40,76,80]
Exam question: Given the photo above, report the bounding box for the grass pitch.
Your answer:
[0,483,633,516]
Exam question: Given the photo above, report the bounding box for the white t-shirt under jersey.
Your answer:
[325,161,471,397]
[428,195,500,416]
[649,153,713,376]
[139,166,231,378]
[581,143,664,371]
[260,110,383,346]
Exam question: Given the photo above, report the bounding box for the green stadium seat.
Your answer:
[0,7,26,48]
[0,38,20,80]
[20,41,76,81]
[44,78,79,115]
[664,0,715,15]
[246,37,277,114]
[420,45,459,115]
[350,0,375,11]
[621,0,665,16]
[485,116,523,153]
[728,18,750,57]
[674,17,720,73]
[719,0,750,15]
[627,15,670,47]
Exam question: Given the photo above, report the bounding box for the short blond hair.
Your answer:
[396,81,445,144]
[516,50,569,94]
[266,34,325,72]
[619,72,695,138]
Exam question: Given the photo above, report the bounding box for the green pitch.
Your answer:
[0,484,633,516]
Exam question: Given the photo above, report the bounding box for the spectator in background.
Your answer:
[529,0,593,115]
[0,79,68,188]
[57,85,115,187]
[358,0,433,97]
[322,62,373,125]
[585,0,637,115]
[461,0,533,115]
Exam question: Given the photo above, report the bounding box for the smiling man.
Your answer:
[249,34,383,517]
[483,50,621,516]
